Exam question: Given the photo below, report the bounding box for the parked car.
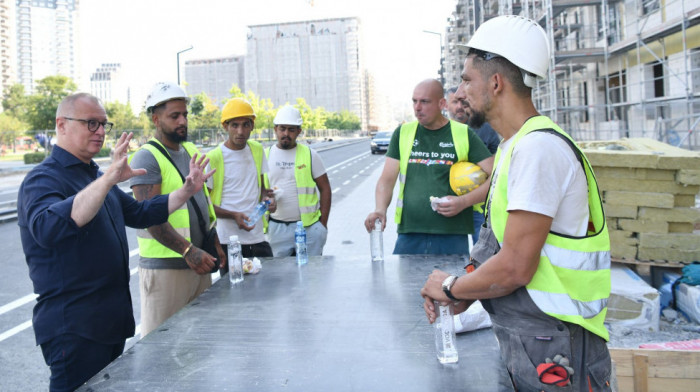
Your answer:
[370,131,392,154]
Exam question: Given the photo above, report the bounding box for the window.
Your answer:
[640,0,660,16]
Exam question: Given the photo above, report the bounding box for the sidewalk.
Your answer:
[324,160,399,258]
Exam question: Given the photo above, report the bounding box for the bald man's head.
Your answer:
[412,79,447,129]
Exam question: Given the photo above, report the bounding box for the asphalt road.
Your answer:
[0,139,388,391]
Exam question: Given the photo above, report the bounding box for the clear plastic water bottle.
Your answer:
[370,218,383,262]
[434,301,459,364]
[228,235,244,284]
[295,221,308,265]
[245,199,271,226]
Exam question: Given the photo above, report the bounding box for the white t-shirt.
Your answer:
[217,144,269,244]
[493,132,589,236]
[266,145,326,222]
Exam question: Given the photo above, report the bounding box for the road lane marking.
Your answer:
[0,293,38,316]
[0,320,32,343]
[342,180,350,185]
[352,174,358,179]
[326,152,369,171]
[332,188,340,193]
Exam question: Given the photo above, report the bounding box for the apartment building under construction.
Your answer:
[443,0,700,150]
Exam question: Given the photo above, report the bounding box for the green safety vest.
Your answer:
[487,116,611,340]
[264,143,321,226]
[130,139,216,259]
[395,120,470,224]
[206,140,263,206]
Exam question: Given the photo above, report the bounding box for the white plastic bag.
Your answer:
[429,196,449,212]
[242,257,262,274]
[453,300,492,333]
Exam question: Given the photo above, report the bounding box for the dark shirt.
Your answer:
[17,145,169,345]
[472,123,501,154]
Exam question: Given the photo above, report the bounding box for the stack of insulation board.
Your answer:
[579,138,700,264]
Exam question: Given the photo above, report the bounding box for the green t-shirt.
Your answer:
[386,121,492,235]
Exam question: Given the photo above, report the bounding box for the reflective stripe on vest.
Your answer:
[486,116,611,340]
[395,120,470,223]
[264,144,321,226]
[130,139,216,259]
[207,140,263,207]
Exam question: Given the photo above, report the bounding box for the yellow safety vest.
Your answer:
[130,139,216,259]
[487,116,611,340]
[264,144,321,226]
[395,120,470,224]
[206,140,263,206]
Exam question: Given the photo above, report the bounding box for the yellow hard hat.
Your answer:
[221,98,256,125]
[450,161,487,195]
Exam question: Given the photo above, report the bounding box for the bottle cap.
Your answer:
[296,221,304,228]
[229,235,239,242]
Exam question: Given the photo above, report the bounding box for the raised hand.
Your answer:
[182,153,215,198]
[104,132,146,185]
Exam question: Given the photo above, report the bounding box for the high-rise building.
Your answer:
[15,0,80,94]
[0,0,16,96]
[89,63,129,105]
[246,17,367,129]
[442,0,700,150]
[184,56,245,107]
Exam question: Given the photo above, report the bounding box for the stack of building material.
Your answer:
[579,138,700,264]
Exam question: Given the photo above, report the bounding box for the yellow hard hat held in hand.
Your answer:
[449,161,487,195]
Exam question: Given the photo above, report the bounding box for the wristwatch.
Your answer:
[442,275,459,301]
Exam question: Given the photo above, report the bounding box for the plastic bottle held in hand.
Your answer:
[245,199,271,226]
[228,235,244,284]
[295,221,308,265]
[434,301,459,364]
[370,218,383,262]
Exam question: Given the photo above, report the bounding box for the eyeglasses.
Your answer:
[64,117,114,133]
[468,48,501,61]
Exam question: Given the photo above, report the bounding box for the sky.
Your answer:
[79,0,457,111]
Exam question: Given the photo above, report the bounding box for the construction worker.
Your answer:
[445,86,500,243]
[207,98,275,274]
[265,105,332,256]
[130,82,225,337]
[364,79,493,255]
[421,16,612,391]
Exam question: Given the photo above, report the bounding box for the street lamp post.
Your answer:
[422,30,445,86]
[176,45,194,85]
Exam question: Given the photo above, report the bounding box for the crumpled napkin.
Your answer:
[429,196,449,212]
[242,257,262,274]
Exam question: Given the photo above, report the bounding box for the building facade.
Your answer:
[15,0,79,94]
[89,63,129,106]
[0,0,16,96]
[442,0,700,151]
[246,17,367,129]
[184,56,245,107]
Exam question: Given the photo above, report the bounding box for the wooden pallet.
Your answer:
[610,348,700,391]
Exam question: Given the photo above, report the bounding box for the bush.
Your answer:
[95,147,111,158]
[24,152,46,164]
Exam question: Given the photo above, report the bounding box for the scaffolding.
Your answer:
[444,0,700,150]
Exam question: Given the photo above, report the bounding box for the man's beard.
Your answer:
[466,110,487,129]
[163,126,188,143]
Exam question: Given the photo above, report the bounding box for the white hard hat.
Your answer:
[144,82,189,112]
[459,15,550,88]
[273,105,303,126]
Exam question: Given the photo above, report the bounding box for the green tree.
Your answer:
[104,101,139,131]
[26,75,77,130]
[2,84,29,122]
[0,112,29,153]
[188,92,221,130]
[326,110,360,130]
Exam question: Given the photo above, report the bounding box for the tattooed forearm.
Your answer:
[147,222,189,254]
